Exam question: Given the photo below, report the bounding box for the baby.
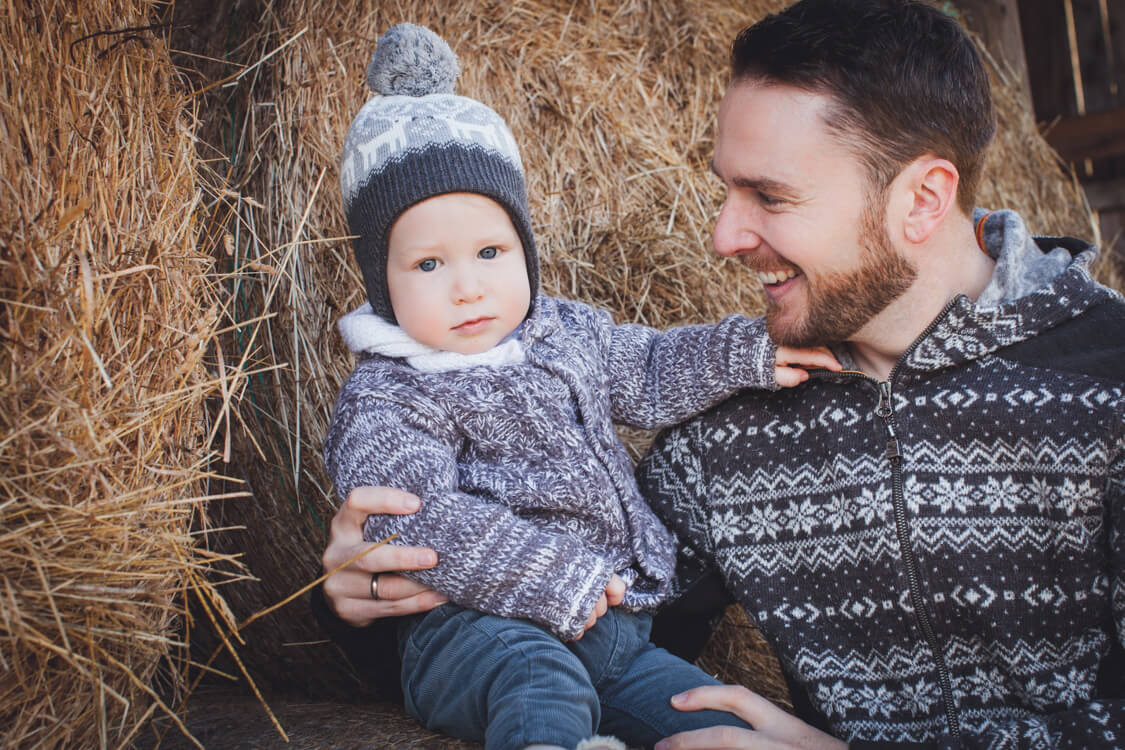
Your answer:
[324,24,838,750]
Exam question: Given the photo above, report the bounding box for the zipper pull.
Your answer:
[884,430,901,461]
[875,381,901,461]
[876,381,893,419]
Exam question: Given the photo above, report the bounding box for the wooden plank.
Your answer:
[1082,175,1125,210]
[1105,0,1125,109]
[1019,0,1078,119]
[1097,208,1124,266]
[1043,106,1125,161]
[958,0,1034,107]
[1070,0,1118,113]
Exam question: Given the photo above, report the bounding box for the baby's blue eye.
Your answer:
[479,246,499,259]
[418,258,438,272]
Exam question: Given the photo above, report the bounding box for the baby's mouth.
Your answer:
[454,316,493,330]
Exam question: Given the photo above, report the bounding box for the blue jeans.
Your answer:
[398,605,751,750]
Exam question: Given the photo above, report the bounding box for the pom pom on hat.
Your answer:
[366,23,460,97]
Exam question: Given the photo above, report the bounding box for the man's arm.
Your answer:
[325,392,615,641]
[637,416,737,655]
[635,418,718,567]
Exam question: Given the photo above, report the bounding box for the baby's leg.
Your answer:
[400,605,601,750]
[569,609,753,748]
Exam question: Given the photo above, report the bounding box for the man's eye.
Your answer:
[759,192,780,206]
[479,246,499,259]
[418,259,438,272]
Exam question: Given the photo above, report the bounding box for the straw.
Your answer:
[1,1,246,746]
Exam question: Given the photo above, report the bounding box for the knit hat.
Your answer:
[339,23,539,323]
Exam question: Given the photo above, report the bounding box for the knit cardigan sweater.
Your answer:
[636,209,1125,748]
[324,297,778,640]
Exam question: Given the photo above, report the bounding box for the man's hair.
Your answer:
[731,0,995,212]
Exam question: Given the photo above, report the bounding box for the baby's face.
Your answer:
[387,193,531,355]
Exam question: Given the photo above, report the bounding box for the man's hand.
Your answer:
[322,486,447,627]
[573,573,627,640]
[774,345,842,388]
[655,685,847,750]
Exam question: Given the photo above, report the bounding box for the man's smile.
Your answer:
[756,268,800,286]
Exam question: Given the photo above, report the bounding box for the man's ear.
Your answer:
[893,156,959,245]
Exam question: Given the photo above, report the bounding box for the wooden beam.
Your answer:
[1042,107,1125,162]
[1018,0,1076,119]
[1081,175,1125,211]
[958,0,1034,108]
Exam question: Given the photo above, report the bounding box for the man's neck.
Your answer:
[846,216,994,381]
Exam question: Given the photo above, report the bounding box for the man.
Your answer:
[318,0,1125,747]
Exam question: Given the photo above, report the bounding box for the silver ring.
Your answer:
[370,573,380,601]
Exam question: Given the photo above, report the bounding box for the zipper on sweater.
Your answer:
[875,379,961,739]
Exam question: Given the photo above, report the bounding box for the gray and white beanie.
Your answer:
[339,23,539,323]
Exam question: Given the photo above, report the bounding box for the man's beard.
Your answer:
[765,199,917,348]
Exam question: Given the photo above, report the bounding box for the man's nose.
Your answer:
[712,199,762,259]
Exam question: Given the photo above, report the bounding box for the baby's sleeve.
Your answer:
[596,306,778,429]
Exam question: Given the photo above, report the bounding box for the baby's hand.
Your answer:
[605,573,626,607]
[774,345,841,388]
[574,574,628,641]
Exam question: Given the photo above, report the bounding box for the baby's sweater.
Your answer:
[324,295,777,640]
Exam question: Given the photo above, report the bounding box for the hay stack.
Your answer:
[1,1,238,746]
[200,0,1103,702]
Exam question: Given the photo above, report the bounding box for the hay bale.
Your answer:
[0,2,237,746]
[196,0,1104,708]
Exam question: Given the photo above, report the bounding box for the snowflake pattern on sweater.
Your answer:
[637,217,1125,749]
[324,296,778,640]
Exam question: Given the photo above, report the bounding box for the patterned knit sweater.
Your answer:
[323,296,778,640]
[636,210,1125,748]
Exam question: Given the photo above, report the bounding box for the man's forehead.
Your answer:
[719,78,834,128]
[715,81,853,180]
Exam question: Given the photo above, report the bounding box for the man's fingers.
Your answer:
[372,572,435,601]
[326,487,420,559]
[344,486,422,515]
[332,588,447,627]
[657,687,765,749]
[775,345,841,371]
[371,588,447,616]
[363,543,438,573]
[324,568,435,604]
[323,567,446,624]
[322,540,438,578]
[773,366,810,388]
[654,725,759,750]
[670,684,762,719]
[665,685,847,750]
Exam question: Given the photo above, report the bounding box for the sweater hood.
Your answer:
[902,209,1117,375]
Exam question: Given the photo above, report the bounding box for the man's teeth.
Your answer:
[757,269,798,285]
